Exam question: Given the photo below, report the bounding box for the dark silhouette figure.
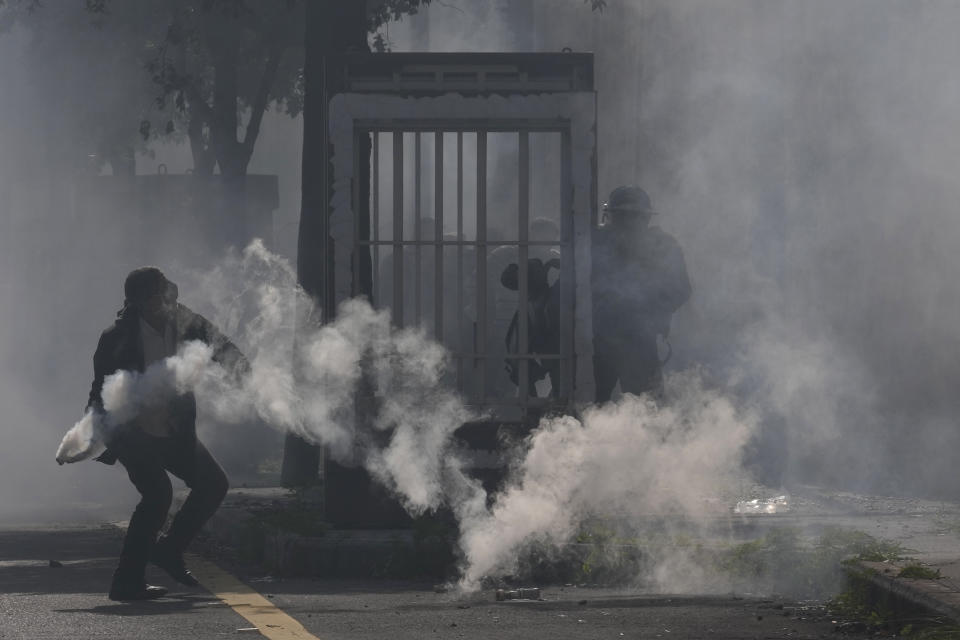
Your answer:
[501,257,562,398]
[592,187,691,402]
[87,267,248,601]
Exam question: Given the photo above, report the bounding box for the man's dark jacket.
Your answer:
[87,303,248,465]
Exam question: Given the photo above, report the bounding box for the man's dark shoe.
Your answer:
[108,582,168,602]
[151,540,199,587]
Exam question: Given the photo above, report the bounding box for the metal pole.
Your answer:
[457,132,464,393]
[434,131,444,341]
[415,132,422,326]
[393,130,404,327]
[559,128,574,406]
[373,132,380,305]
[352,129,361,298]
[518,131,530,404]
[476,131,488,403]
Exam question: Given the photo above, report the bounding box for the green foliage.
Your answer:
[828,583,877,621]
[830,575,960,640]
[1,0,305,175]
[902,623,960,639]
[0,0,173,173]
[368,0,432,31]
[717,527,803,579]
[136,0,306,175]
[816,527,907,562]
[897,564,942,580]
[575,520,618,545]
[713,527,908,598]
[2,0,615,174]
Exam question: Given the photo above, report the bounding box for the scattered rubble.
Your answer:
[735,495,789,514]
[495,587,541,601]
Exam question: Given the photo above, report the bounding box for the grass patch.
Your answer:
[830,584,960,640]
[897,564,942,580]
[817,527,907,562]
[714,527,908,598]
[828,554,953,639]
[900,622,960,639]
[514,523,909,597]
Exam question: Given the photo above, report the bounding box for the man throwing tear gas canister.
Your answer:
[592,187,691,402]
[82,267,248,601]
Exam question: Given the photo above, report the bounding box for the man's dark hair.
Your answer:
[124,267,171,305]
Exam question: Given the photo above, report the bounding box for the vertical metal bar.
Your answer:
[434,131,444,342]
[518,131,530,404]
[372,131,380,306]
[415,132,422,327]
[457,132,464,394]
[559,128,574,406]
[393,130,404,327]
[476,130,488,404]
[318,57,331,324]
[352,128,361,298]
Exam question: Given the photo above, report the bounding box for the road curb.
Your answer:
[845,559,960,624]
[184,488,455,578]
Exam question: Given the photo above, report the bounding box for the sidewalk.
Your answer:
[186,485,960,621]
[800,488,960,622]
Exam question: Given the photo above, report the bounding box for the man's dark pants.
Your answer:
[594,329,664,403]
[113,431,228,582]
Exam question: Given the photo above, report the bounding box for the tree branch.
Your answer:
[181,78,215,123]
[241,44,283,160]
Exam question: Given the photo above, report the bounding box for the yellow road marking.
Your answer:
[186,554,320,640]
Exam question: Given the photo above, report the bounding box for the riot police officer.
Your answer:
[592,187,691,402]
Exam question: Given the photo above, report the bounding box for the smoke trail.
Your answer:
[456,371,757,591]
[56,340,227,464]
[57,241,762,592]
[190,240,483,514]
[58,240,484,516]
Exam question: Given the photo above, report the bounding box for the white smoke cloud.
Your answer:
[58,240,484,518]
[57,341,222,464]
[456,371,756,590]
[57,241,760,593]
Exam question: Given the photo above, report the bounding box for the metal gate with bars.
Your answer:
[328,53,598,420]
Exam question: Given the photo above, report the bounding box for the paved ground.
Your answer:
[0,527,252,640]
[5,487,960,639]
[0,525,876,640]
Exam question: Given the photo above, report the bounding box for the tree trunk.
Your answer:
[211,46,243,176]
[188,115,216,176]
[108,146,137,177]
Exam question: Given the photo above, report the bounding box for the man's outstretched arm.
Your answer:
[180,307,251,381]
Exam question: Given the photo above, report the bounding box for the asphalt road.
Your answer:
[0,526,874,640]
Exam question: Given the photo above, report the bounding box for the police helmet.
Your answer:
[602,186,657,216]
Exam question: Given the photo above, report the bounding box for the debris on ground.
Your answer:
[48,560,62,568]
[495,587,541,601]
[735,495,790,514]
